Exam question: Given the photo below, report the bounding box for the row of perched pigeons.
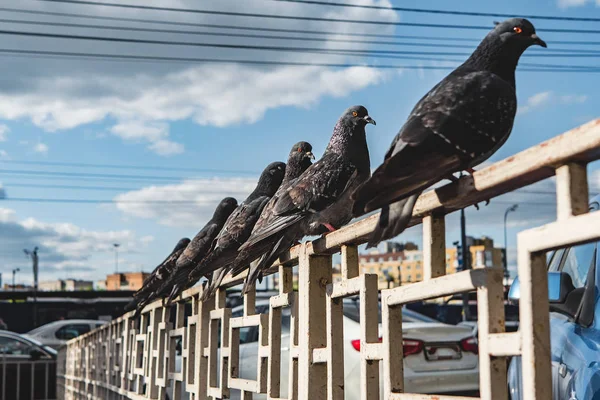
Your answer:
[125,18,547,316]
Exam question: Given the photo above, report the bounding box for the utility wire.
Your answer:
[0,18,479,49]
[0,159,261,174]
[3,7,600,45]
[2,27,599,57]
[0,48,598,72]
[29,0,600,34]
[0,197,203,204]
[4,18,600,51]
[269,0,600,22]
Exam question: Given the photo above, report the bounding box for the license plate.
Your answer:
[424,344,462,361]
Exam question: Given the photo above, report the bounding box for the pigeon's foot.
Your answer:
[466,167,476,175]
[322,223,337,233]
[473,199,491,211]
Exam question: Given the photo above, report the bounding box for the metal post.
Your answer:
[24,247,39,327]
[503,204,518,286]
[113,243,120,274]
[460,208,471,321]
[12,268,19,291]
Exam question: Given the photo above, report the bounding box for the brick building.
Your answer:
[105,272,150,291]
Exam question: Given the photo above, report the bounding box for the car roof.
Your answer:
[0,329,55,350]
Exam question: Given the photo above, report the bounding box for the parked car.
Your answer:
[232,297,479,398]
[507,196,600,399]
[0,330,57,400]
[24,319,108,349]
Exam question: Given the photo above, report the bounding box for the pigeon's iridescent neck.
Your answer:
[326,120,370,172]
[464,34,522,87]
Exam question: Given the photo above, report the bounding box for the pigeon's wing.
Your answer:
[240,155,355,250]
[131,238,189,299]
[176,223,219,268]
[353,70,516,213]
[190,196,271,279]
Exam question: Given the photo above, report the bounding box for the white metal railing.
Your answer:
[60,118,600,400]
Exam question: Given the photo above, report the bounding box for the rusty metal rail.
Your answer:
[60,119,600,400]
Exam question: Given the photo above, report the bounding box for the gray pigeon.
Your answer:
[238,105,375,294]
[123,237,190,317]
[185,161,286,302]
[210,141,316,292]
[352,18,546,248]
[158,197,238,305]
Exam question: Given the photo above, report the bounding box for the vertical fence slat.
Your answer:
[518,244,552,400]
[298,244,330,400]
[422,214,446,280]
[556,162,589,221]
[476,267,507,400]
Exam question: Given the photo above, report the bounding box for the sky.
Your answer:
[0,0,599,286]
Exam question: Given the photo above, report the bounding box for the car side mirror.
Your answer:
[30,349,44,361]
[509,272,577,316]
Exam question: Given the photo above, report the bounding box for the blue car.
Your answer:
[507,195,600,399]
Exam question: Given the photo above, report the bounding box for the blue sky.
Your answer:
[0,0,599,285]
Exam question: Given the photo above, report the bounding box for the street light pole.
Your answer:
[113,243,120,274]
[503,204,519,286]
[11,268,20,291]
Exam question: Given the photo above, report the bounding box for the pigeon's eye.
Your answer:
[352,111,358,117]
[298,147,302,152]
[513,26,522,34]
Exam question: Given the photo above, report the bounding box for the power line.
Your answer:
[0,160,261,174]
[1,27,599,58]
[3,7,600,45]
[1,197,202,204]
[269,0,600,22]
[30,0,600,34]
[0,18,479,49]
[0,48,598,72]
[0,169,188,181]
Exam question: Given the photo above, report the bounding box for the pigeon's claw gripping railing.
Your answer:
[58,119,600,400]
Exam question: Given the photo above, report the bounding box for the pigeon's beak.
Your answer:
[363,115,376,125]
[531,33,547,48]
[306,151,315,160]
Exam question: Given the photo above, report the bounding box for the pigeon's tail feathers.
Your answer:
[239,214,304,252]
[242,235,290,295]
[200,269,226,302]
[242,260,262,295]
[353,150,461,215]
[367,193,420,248]
[164,284,183,307]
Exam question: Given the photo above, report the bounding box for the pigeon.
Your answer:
[158,197,238,305]
[237,105,375,293]
[351,18,546,248]
[186,161,286,301]
[123,237,190,317]
[209,141,316,292]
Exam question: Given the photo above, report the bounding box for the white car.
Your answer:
[24,319,108,350]
[232,297,479,398]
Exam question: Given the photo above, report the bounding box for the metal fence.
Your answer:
[1,355,56,400]
[59,119,600,400]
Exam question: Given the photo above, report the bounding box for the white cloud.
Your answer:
[115,177,258,227]
[0,150,8,160]
[557,0,595,8]
[518,91,588,114]
[0,0,395,156]
[148,139,185,156]
[0,124,9,142]
[0,207,152,282]
[34,142,48,154]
